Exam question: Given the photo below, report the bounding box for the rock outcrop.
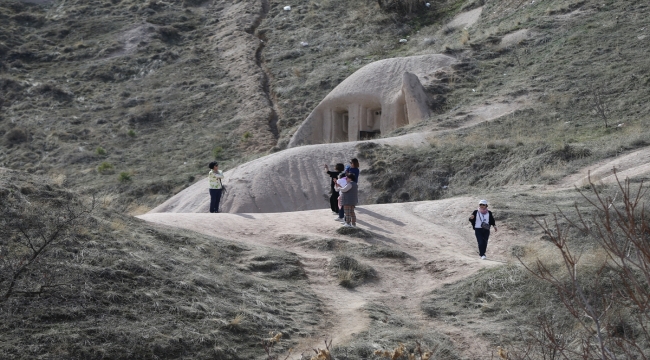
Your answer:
[288,54,456,147]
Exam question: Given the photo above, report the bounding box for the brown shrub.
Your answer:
[4,128,29,144]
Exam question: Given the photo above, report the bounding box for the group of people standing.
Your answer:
[208,158,497,260]
[324,158,360,227]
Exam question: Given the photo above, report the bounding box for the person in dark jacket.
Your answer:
[340,173,359,227]
[345,158,360,184]
[324,163,345,214]
[469,199,497,259]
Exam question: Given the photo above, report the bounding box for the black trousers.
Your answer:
[329,192,339,212]
[474,228,490,256]
[209,189,223,213]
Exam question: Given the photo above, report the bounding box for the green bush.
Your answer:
[97,162,114,174]
[118,172,132,182]
[95,146,106,156]
[212,146,223,159]
[127,129,136,137]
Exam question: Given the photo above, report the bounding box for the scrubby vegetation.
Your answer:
[0,169,322,359]
[2,0,650,358]
[355,0,650,203]
[423,176,650,359]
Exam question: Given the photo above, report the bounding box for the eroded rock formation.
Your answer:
[288,54,456,147]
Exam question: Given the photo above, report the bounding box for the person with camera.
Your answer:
[324,163,345,214]
[468,199,497,260]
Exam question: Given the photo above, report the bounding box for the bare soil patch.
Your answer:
[139,196,523,357]
[558,147,650,188]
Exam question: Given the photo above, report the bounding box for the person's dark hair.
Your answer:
[346,173,356,182]
[350,158,359,168]
[208,161,218,169]
[335,163,345,172]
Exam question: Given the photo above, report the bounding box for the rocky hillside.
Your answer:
[2,0,650,359]
[2,0,649,214]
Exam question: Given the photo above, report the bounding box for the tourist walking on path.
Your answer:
[208,161,224,213]
[340,173,359,227]
[468,199,497,259]
[325,163,345,214]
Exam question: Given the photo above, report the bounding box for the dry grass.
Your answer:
[0,170,320,359]
[460,29,470,44]
[127,204,151,216]
[330,255,375,288]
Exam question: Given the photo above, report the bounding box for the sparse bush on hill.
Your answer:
[212,145,224,159]
[423,174,650,358]
[377,0,436,14]
[513,174,650,359]
[0,178,95,301]
[4,128,29,144]
[31,83,74,102]
[118,171,132,182]
[0,170,322,359]
[96,161,114,174]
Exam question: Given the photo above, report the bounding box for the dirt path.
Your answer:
[139,197,521,358]
[557,147,650,188]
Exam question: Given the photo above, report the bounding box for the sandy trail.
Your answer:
[136,143,650,357]
[557,147,650,188]
[139,197,517,357]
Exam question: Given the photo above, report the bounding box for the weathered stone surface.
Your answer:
[288,54,456,147]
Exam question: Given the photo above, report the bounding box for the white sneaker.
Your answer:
[342,223,352,227]
[351,224,357,228]
[481,255,486,260]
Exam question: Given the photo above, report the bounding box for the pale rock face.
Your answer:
[288,54,456,147]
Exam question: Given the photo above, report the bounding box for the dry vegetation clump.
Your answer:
[4,127,29,144]
[327,300,460,358]
[0,171,95,301]
[0,170,321,359]
[330,255,375,288]
[511,175,650,359]
[423,176,650,358]
[358,98,648,202]
[361,246,410,260]
[374,341,436,360]
[247,251,307,280]
[377,0,433,14]
[335,225,373,238]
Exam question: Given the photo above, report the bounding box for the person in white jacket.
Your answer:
[339,173,359,227]
[208,161,224,213]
